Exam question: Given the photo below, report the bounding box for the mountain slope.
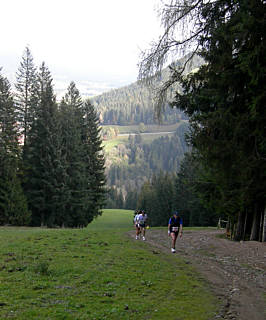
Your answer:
[92,54,203,208]
[92,54,204,125]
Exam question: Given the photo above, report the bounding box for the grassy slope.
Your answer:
[102,122,186,146]
[102,136,128,153]
[0,210,218,319]
[102,123,184,134]
[102,122,188,164]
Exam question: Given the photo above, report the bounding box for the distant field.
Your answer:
[88,209,134,230]
[102,123,184,153]
[139,131,175,143]
[102,122,187,154]
[102,122,185,134]
[102,136,128,152]
[103,132,175,152]
[0,209,219,319]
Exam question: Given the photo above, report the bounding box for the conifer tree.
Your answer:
[25,62,63,226]
[173,152,218,227]
[0,70,30,225]
[137,173,174,226]
[139,0,266,240]
[59,84,106,226]
[60,82,88,227]
[15,47,37,148]
[82,100,106,221]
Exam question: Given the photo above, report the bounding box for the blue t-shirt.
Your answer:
[168,216,183,226]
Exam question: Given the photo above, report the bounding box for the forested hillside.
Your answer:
[92,54,204,125]
[104,122,189,209]
[138,0,266,241]
[93,54,203,213]
[103,0,266,242]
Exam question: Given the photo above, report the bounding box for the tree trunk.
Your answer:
[230,219,234,240]
[234,211,245,241]
[250,208,260,241]
[226,220,230,238]
[258,209,264,241]
[242,209,248,241]
[262,207,266,242]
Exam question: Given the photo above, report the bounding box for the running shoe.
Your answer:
[171,248,176,253]
[136,235,138,240]
[142,237,145,241]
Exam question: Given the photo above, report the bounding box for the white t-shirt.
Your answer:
[138,214,147,224]
[134,214,140,224]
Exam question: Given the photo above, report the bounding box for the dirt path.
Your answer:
[129,229,266,320]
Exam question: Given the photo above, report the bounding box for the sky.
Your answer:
[1,0,162,97]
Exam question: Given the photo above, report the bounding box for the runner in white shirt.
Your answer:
[134,210,141,239]
[138,210,148,241]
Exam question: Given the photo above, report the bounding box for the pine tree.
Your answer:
[15,47,37,148]
[59,84,106,226]
[25,62,63,226]
[173,152,218,227]
[137,173,174,227]
[82,100,106,221]
[0,70,30,225]
[139,0,266,241]
[60,82,88,227]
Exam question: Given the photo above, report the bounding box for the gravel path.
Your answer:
[129,228,266,320]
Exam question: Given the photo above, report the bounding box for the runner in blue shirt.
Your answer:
[168,211,183,253]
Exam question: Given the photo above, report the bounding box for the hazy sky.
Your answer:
[1,0,162,94]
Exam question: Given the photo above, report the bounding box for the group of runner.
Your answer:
[133,210,183,253]
[134,210,148,240]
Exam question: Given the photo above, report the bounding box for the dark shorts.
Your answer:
[139,223,145,228]
[170,227,179,236]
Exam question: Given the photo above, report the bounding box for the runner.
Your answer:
[168,211,183,253]
[139,210,148,241]
[133,210,141,239]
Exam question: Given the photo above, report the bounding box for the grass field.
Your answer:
[103,132,176,153]
[102,123,186,155]
[102,136,128,153]
[102,123,183,134]
[0,209,219,319]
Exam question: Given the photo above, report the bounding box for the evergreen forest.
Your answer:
[136,0,266,241]
[0,48,106,227]
[1,0,265,243]
[91,54,204,126]
[105,122,190,209]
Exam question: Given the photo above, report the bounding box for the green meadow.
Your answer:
[102,122,184,153]
[102,123,182,135]
[103,132,175,154]
[0,209,218,319]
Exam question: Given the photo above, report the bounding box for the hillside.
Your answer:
[92,54,203,208]
[102,121,190,208]
[92,54,204,126]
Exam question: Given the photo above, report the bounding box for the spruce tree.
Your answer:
[139,0,266,240]
[173,152,218,227]
[60,82,88,227]
[82,100,106,222]
[25,62,63,226]
[0,70,30,225]
[59,84,106,227]
[137,173,173,226]
[15,47,37,148]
